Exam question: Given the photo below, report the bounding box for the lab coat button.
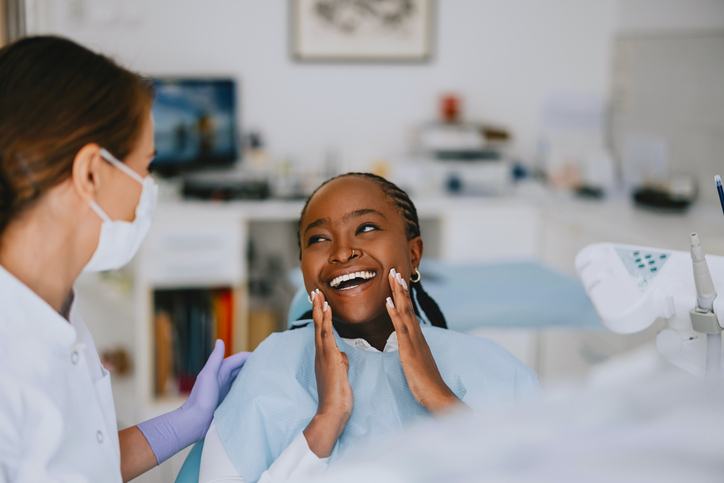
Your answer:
[96,430,104,443]
[70,350,79,365]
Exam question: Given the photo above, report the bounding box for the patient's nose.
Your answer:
[330,244,358,263]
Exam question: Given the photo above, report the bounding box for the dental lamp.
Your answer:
[576,233,724,382]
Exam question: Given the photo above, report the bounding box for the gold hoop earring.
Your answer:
[307,294,313,304]
[410,268,421,283]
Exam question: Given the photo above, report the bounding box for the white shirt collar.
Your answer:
[341,331,399,353]
[0,263,77,349]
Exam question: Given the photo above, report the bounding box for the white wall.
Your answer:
[28,0,618,171]
[616,0,724,33]
[610,0,724,208]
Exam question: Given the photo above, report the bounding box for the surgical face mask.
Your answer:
[83,148,158,273]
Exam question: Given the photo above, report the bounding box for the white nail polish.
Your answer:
[390,268,397,277]
[386,297,395,308]
[396,273,402,284]
[316,288,321,294]
[310,291,316,302]
[323,301,328,312]
[401,278,408,290]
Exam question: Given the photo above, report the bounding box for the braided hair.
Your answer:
[296,172,447,329]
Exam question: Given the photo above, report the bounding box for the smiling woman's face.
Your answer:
[300,176,422,325]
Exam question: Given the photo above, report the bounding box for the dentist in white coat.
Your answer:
[0,36,249,482]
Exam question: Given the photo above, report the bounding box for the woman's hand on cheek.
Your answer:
[386,269,465,414]
[303,289,354,458]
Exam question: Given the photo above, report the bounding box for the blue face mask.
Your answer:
[83,148,158,272]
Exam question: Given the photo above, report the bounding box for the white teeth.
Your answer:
[330,270,377,288]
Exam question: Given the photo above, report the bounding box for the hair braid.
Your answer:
[412,281,447,328]
[297,172,447,329]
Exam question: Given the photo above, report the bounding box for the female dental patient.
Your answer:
[199,173,542,482]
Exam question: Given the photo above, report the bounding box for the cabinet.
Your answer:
[134,207,248,417]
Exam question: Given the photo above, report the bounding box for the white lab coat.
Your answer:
[0,265,122,482]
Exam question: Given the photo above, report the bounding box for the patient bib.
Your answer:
[215,324,542,482]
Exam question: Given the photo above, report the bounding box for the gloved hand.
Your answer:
[137,340,251,464]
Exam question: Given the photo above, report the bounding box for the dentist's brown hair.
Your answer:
[0,36,153,234]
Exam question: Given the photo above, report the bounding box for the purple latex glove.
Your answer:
[137,340,251,464]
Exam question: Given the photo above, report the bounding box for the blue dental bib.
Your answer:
[214,323,542,482]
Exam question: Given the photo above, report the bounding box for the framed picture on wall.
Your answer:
[291,0,434,62]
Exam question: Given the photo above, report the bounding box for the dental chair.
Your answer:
[174,439,205,483]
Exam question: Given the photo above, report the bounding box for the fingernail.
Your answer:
[401,278,408,290]
[323,301,328,312]
[395,273,402,284]
[390,268,397,277]
[310,291,316,302]
[386,297,395,308]
[316,288,321,294]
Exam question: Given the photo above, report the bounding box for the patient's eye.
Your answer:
[307,235,327,246]
[357,223,379,234]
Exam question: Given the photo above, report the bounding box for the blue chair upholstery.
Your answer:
[174,440,204,483]
[287,286,313,328]
[416,259,602,331]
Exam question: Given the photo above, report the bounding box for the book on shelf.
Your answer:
[154,311,174,397]
[213,289,234,358]
[153,288,234,398]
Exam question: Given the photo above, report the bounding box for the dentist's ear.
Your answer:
[71,143,105,203]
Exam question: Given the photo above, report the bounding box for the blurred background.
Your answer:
[3,1,724,481]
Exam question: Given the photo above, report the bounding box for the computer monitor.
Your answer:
[150,78,239,176]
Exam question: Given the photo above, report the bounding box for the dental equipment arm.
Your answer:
[688,234,723,383]
[575,234,724,382]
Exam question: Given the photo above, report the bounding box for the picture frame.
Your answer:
[291,0,435,63]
